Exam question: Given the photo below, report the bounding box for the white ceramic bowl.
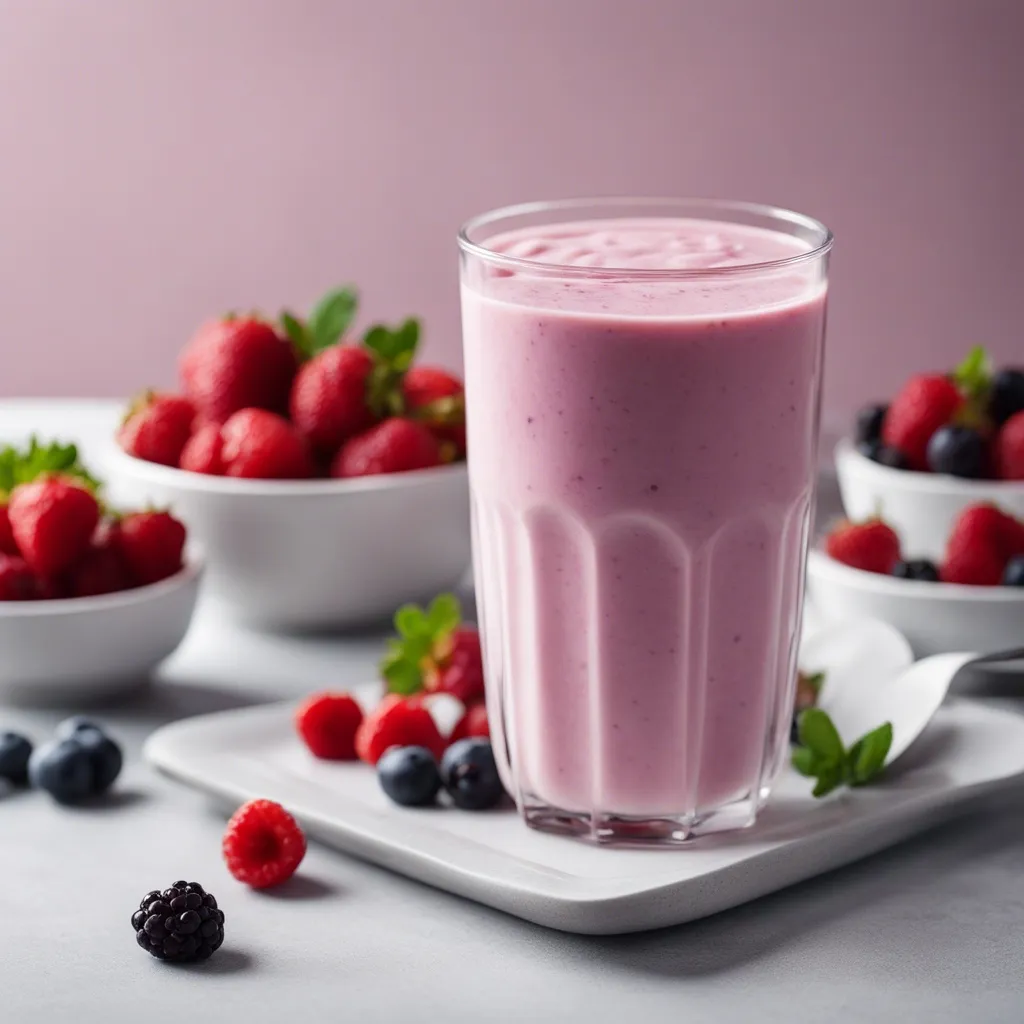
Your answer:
[103,447,472,630]
[0,561,201,703]
[834,438,1024,559]
[806,549,1024,658]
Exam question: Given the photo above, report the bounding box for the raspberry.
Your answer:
[994,411,1024,481]
[331,418,441,478]
[941,503,1024,585]
[424,627,485,704]
[355,694,446,765]
[294,692,364,760]
[449,702,489,745]
[117,392,196,467]
[882,374,963,471]
[222,799,306,889]
[825,519,901,575]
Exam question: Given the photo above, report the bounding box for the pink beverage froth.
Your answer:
[460,206,829,842]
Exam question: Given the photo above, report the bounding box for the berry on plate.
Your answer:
[941,503,1024,586]
[994,410,1024,481]
[180,316,298,424]
[1004,555,1024,587]
[990,368,1024,426]
[117,392,196,467]
[377,745,442,807]
[132,881,224,962]
[294,692,364,760]
[449,702,490,744]
[0,731,33,785]
[355,693,446,766]
[290,345,377,455]
[380,593,485,704]
[8,476,100,577]
[854,403,888,446]
[179,422,226,475]
[331,417,441,479]
[220,408,313,479]
[0,554,39,601]
[222,798,306,889]
[926,424,987,479]
[116,511,187,586]
[402,366,467,460]
[881,374,963,471]
[891,559,940,582]
[824,519,901,575]
[440,738,505,810]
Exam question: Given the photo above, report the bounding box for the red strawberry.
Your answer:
[825,519,901,575]
[449,702,489,745]
[0,554,39,600]
[8,477,100,577]
[355,694,445,765]
[116,511,186,585]
[402,366,466,459]
[179,422,225,475]
[222,798,306,889]
[294,692,364,760]
[424,628,484,704]
[219,409,312,479]
[0,504,18,555]
[941,503,1024,585]
[117,392,196,467]
[332,418,441,479]
[289,345,377,455]
[69,524,135,597]
[882,374,963,471]
[994,411,1024,481]
[180,317,297,424]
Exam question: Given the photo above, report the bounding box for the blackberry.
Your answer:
[854,403,888,445]
[132,881,224,962]
[857,439,910,470]
[891,559,941,582]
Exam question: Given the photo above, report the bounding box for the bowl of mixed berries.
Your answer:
[836,348,1024,558]
[0,439,199,701]
[105,286,471,630]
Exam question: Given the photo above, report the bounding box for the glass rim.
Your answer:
[458,196,833,281]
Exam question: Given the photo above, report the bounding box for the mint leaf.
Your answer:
[307,286,358,354]
[791,747,822,778]
[953,345,992,400]
[848,722,893,786]
[426,593,461,636]
[805,671,826,695]
[281,311,312,360]
[797,708,844,764]
[394,604,430,640]
[382,653,425,695]
[812,765,844,798]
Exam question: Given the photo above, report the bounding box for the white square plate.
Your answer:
[145,697,1024,934]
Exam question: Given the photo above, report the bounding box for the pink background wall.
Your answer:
[0,0,1021,433]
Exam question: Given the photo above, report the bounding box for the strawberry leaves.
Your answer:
[281,285,359,360]
[364,318,421,418]
[953,345,992,402]
[792,708,893,798]
[0,437,100,497]
[381,592,461,695]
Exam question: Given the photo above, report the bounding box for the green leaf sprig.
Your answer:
[0,437,101,497]
[381,592,461,695]
[280,285,360,360]
[791,708,893,798]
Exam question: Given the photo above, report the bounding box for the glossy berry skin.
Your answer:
[355,694,446,766]
[1004,556,1024,587]
[891,559,941,582]
[220,408,313,479]
[28,739,95,804]
[289,345,376,455]
[180,317,297,424]
[8,477,100,577]
[68,725,123,793]
[0,505,18,555]
[132,881,224,962]
[857,440,910,470]
[402,366,467,458]
[882,374,963,471]
[179,422,226,475]
[990,369,1024,426]
[449,702,490,745]
[926,425,987,478]
[69,531,134,597]
[116,511,186,586]
[825,520,901,575]
[222,798,306,889]
[440,738,505,810]
[994,411,1024,481]
[941,504,1024,586]
[294,692,364,760]
[117,394,196,467]
[332,418,441,479]
[424,628,484,704]
[377,745,442,807]
[854,403,888,446]
[0,732,33,785]
[0,554,39,600]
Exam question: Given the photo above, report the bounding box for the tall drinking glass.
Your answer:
[459,199,832,844]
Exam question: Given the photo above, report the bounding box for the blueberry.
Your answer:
[73,727,123,793]
[857,439,910,470]
[892,559,941,582]
[28,739,94,804]
[990,369,1024,425]
[0,732,33,785]
[854,403,888,445]
[1003,556,1024,587]
[440,738,505,810]
[926,425,987,478]
[377,745,441,807]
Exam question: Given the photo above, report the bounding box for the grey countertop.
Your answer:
[2,401,1023,1023]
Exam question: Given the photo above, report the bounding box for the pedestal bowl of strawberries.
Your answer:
[104,287,471,630]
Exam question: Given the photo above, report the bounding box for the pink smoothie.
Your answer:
[461,217,827,824]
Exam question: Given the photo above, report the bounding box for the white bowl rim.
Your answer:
[105,444,468,496]
[807,548,1024,603]
[0,557,203,618]
[834,437,1024,497]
